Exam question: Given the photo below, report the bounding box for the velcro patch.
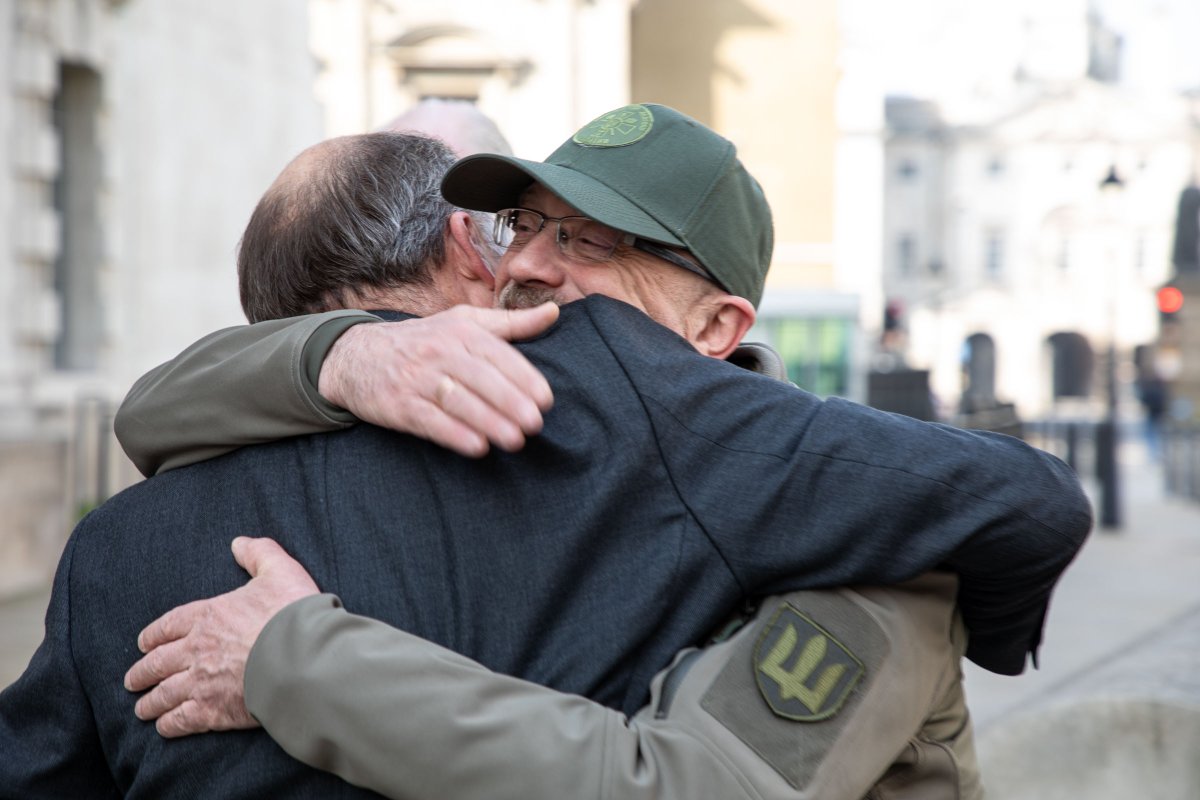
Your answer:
[754,604,864,721]
[701,592,888,790]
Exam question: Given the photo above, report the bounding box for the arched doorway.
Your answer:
[961,333,996,412]
[1047,332,1094,400]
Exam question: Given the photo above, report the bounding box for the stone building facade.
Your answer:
[0,0,321,593]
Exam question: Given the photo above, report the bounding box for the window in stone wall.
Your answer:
[1057,235,1072,273]
[897,233,916,277]
[52,63,105,371]
[897,158,919,181]
[984,230,1005,279]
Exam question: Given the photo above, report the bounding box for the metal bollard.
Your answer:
[1095,420,1122,530]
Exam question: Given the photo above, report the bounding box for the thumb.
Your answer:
[231,536,289,579]
[477,302,560,341]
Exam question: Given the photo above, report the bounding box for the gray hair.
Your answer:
[380,98,514,157]
[237,132,458,322]
[386,99,514,268]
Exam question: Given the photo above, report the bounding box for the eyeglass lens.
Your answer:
[495,209,625,262]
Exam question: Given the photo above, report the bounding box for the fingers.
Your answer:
[431,368,539,450]
[230,536,291,579]
[419,305,555,417]
[135,599,204,655]
[403,396,492,458]
[232,537,321,600]
[156,699,209,739]
[125,636,189,692]
[133,664,191,720]
[466,302,560,344]
[155,698,259,739]
[321,305,557,454]
[426,310,555,447]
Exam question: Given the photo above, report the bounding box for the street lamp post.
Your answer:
[1096,165,1123,530]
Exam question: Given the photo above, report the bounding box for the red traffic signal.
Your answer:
[1157,286,1184,315]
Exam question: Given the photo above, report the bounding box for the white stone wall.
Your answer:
[0,2,16,419]
[0,0,322,594]
[1,0,322,416]
[105,0,323,391]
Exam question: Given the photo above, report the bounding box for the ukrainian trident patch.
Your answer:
[753,603,865,722]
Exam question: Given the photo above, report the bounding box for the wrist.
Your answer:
[317,325,363,409]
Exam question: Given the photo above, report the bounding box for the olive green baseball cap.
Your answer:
[441,103,774,308]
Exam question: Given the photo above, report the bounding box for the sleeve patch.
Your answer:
[700,592,889,790]
[753,603,865,722]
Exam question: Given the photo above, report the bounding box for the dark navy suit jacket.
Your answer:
[0,297,1091,797]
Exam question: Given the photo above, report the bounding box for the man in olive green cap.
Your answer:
[442,102,774,308]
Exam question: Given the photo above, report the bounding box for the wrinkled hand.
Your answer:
[123,537,320,738]
[319,303,559,457]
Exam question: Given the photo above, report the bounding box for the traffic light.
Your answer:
[1157,285,1184,321]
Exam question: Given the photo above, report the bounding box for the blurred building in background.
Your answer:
[2,0,1199,592]
[884,73,1199,424]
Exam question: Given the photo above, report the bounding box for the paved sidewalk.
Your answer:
[966,445,1200,731]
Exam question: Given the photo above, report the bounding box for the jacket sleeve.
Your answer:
[581,298,1092,677]
[648,371,1092,676]
[0,536,120,799]
[245,595,766,800]
[246,583,979,800]
[114,310,378,477]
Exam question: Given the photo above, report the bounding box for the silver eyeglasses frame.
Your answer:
[493,208,713,283]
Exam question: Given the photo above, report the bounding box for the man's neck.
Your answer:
[332,286,452,317]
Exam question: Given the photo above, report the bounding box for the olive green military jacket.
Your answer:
[116,310,373,477]
[247,574,982,800]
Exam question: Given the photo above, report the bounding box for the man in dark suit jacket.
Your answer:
[0,120,1090,798]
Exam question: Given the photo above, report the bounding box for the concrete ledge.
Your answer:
[0,439,69,602]
[978,603,1200,799]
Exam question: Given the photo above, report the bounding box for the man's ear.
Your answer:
[446,211,496,292]
[689,294,756,360]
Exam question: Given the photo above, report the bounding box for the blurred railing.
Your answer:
[71,396,127,517]
[1164,424,1200,503]
[1024,418,1098,476]
[1024,417,1125,529]
[1027,417,1200,507]
[0,395,132,599]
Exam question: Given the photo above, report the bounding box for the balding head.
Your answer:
[380,98,513,158]
[237,132,459,322]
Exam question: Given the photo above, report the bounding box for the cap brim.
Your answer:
[441,154,685,248]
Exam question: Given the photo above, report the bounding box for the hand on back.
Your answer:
[319,303,559,457]
[123,537,319,738]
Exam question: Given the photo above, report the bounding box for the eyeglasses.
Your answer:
[493,208,712,282]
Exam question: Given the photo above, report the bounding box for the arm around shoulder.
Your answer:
[115,310,378,476]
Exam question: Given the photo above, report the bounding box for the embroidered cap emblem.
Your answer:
[754,603,864,722]
[572,104,654,147]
